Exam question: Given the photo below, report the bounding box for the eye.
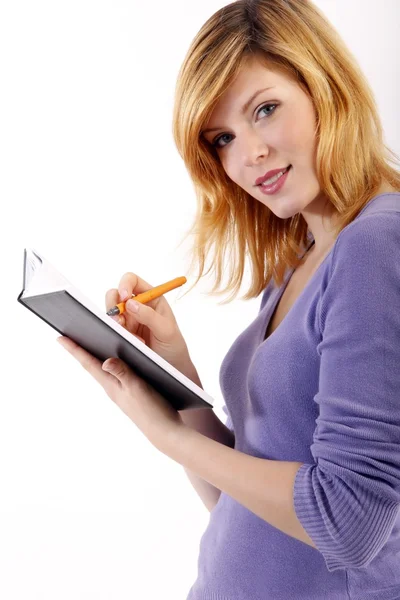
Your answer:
[211,133,233,149]
[211,103,278,149]
[257,103,278,119]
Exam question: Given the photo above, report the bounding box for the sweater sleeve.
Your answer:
[293,212,400,572]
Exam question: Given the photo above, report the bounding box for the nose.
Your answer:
[241,130,270,166]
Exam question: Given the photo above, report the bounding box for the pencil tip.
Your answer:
[106,307,119,316]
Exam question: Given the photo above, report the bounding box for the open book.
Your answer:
[17,249,214,411]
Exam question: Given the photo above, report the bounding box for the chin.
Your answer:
[260,187,322,219]
[259,198,301,220]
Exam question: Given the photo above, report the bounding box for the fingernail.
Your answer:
[119,289,129,301]
[126,299,139,313]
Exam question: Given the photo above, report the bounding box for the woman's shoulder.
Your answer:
[332,192,400,259]
[355,190,400,219]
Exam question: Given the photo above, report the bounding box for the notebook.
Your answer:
[17,248,214,411]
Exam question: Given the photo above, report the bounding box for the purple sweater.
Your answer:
[187,193,400,600]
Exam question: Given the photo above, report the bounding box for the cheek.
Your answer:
[220,155,242,185]
[286,109,317,156]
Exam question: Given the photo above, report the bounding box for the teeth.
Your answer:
[261,167,288,186]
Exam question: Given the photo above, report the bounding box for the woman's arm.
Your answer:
[177,363,235,512]
[157,424,315,547]
[179,409,235,511]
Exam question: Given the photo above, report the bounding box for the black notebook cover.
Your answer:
[17,249,214,412]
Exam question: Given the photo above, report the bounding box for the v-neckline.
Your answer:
[260,239,333,344]
[260,191,400,344]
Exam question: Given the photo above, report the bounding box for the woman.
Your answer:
[58,1,400,598]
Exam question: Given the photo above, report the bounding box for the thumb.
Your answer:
[102,358,132,385]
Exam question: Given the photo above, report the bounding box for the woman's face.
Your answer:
[202,56,325,220]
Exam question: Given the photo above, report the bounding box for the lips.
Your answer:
[255,166,291,186]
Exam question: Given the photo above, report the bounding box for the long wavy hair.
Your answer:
[172,0,400,303]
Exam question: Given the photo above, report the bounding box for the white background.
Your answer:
[1,1,399,598]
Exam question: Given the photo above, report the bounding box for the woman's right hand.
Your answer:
[105,272,196,379]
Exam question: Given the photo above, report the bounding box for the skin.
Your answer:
[202,54,395,262]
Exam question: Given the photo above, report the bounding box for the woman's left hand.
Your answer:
[56,336,184,449]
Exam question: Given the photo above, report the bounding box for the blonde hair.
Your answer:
[172,0,400,303]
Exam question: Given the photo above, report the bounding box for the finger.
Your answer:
[102,357,141,391]
[117,273,161,308]
[106,289,136,330]
[112,314,126,327]
[108,314,145,342]
[133,333,146,344]
[106,290,132,328]
[111,316,146,343]
[56,336,115,388]
[125,300,175,342]
[105,288,119,311]
[112,320,146,344]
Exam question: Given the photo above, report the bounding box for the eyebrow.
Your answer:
[202,87,275,135]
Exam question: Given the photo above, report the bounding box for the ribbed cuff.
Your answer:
[187,589,231,600]
[293,463,400,572]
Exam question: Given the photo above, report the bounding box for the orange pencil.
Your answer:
[106,276,187,316]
